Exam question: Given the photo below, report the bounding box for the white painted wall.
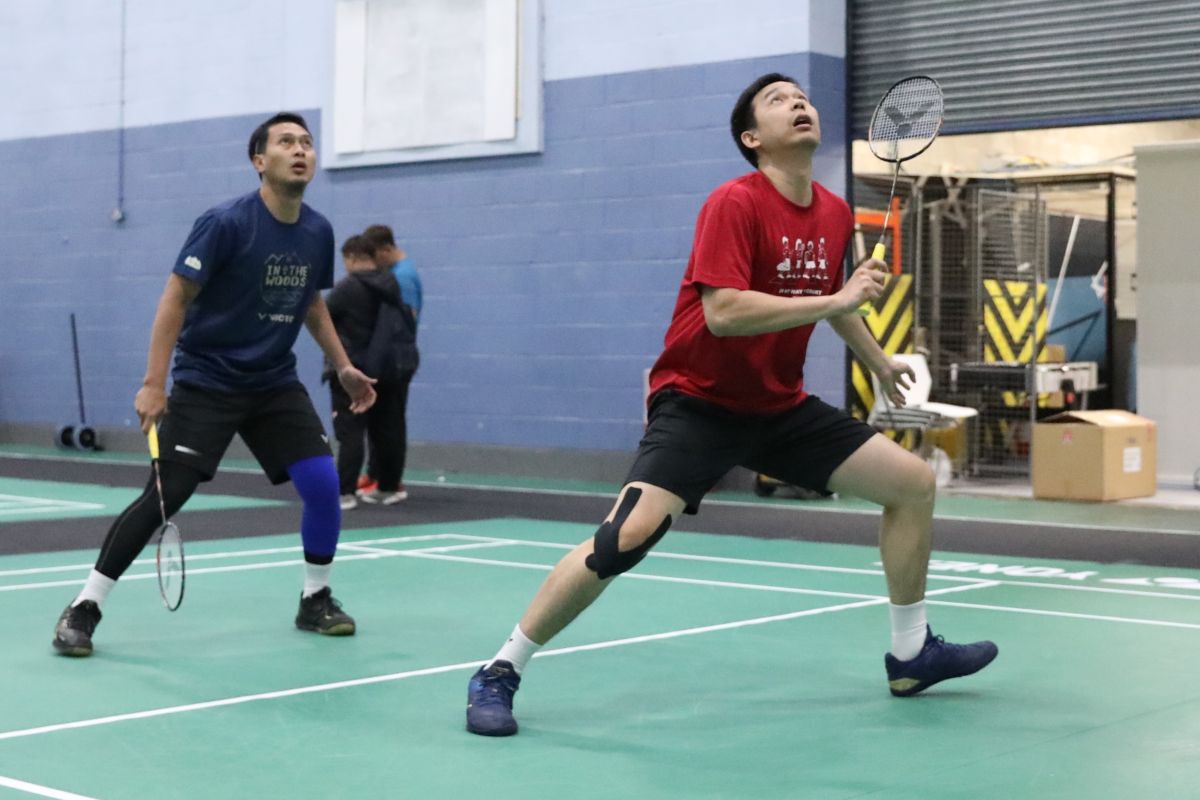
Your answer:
[0,0,332,141]
[1134,140,1200,486]
[0,0,838,142]
[544,0,842,80]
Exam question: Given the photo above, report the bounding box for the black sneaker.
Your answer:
[52,600,102,657]
[885,626,998,697]
[466,660,521,736]
[295,587,356,635]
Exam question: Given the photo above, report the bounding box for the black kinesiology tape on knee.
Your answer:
[585,487,673,579]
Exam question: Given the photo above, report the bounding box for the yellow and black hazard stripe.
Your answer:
[982,279,1055,406]
[982,279,1046,363]
[848,274,913,421]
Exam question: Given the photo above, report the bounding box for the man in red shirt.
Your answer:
[466,74,997,736]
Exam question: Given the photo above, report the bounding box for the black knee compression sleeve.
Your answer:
[95,461,203,579]
[584,487,673,580]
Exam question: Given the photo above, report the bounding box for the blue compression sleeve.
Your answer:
[287,455,341,564]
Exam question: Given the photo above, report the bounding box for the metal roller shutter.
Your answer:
[850,0,1200,136]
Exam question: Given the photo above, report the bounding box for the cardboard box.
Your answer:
[1032,411,1157,501]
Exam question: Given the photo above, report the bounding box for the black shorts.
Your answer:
[157,381,332,484]
[625,390,877,514]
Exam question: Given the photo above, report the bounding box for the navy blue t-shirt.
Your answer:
[170,191,335,392]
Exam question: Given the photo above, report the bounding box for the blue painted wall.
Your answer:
[0,3,848,453]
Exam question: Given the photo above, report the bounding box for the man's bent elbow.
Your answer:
[703,310,734,337]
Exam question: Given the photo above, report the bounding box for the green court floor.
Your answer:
[1,519,1198,799]
[0,476,285,523]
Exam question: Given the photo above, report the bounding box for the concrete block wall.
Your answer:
[0,0,848,454]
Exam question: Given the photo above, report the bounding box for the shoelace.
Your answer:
[928,635,979,658]
[304,591,344,618]
[317,595,344,617]
[474,672,517,707]
[67,605,99,635]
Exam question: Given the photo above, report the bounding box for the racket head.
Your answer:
[156,521,185,611]
[867,75,944,163]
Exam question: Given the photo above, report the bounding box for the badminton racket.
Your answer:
[148,422,185,611]
[856,76,944,315]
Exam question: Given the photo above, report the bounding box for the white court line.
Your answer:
[966,579,1200,602]
[307,543,1200,626]
[399,534,1200,602]
[394,549,999,602]
[396,549,890,601]
[533,597,892,660]
[471,535,981,581]
[0,775,98,800]
[339,543,417,557]
[0,534,477,579]
[0,532,1191,743]
[6,532,1200,603]
[0,581,1003,744]
[0,594,917,743]
[0,542,513,594]
[0,510,97,518]
[340,541,517,558]
[0,502,104,512]
[0,506,106,518]
[928,599,1200,630]
[0,494,104,512]
[0,544,900,604]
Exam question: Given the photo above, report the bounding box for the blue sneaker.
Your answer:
[885,626,998,697]
[466,660,521,736]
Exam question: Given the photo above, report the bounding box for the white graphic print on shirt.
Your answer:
[770,235,835,296]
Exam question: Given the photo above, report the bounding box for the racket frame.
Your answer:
[149,423,186,611]
[155,519,185,611]
[857,75,945,316]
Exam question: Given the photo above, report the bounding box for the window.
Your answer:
[326,0,541,168]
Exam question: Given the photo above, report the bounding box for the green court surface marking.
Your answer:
[3,443,1198,534]
[0,477,285,523]
[0,519,1198,798]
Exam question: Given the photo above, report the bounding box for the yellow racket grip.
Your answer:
[855,243,888,316]
[148,423,160,460]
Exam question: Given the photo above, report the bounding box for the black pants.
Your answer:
[626,390,876,514]
[331,372,412,495]
[96,381,331,579]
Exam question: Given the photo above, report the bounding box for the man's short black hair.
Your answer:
[362,224,396,249]
[341,234,377,260]
[730,73,800,167]
[247,112,311,165]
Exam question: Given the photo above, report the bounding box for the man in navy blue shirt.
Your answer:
[53,113,377,657]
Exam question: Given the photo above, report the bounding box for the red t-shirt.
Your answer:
[648,171,854,414]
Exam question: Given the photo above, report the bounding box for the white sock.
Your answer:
[303,563,332,598]
[488,624,541,675]
[74,570,116,609]
[889,600,928,661]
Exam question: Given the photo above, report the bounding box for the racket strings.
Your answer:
[868,78,943,162]
[157,522,185,611]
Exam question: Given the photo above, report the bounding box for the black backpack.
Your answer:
[363,296,419,381]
